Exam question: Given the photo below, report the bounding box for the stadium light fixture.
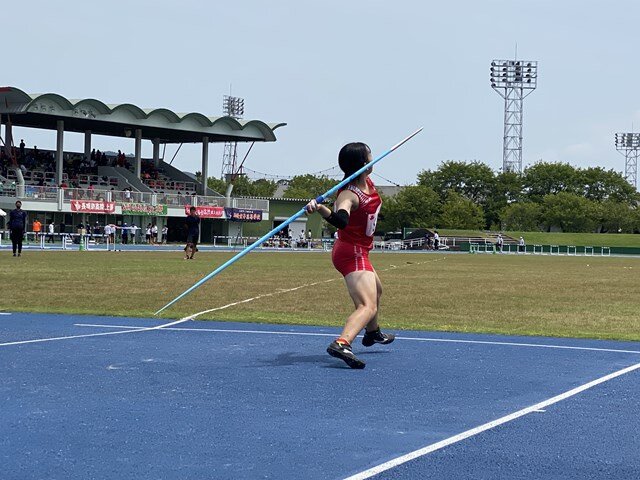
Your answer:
[490,57,539,174]
[615,132,639,189]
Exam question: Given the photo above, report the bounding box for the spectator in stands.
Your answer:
[0,180,4,195]
[32,218,42,241]
[19,140,25,160]
[184,206,200,260]
[9,201,27,257]
[88,184,95,199]
[47,221,55,243]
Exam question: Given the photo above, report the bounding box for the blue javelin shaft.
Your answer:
[155,127,423,315]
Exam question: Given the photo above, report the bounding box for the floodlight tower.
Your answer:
[221,95,245,179]
[490,59,538,174]
[615,132,639,189]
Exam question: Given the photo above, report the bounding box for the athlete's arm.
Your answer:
[305,190,358,229]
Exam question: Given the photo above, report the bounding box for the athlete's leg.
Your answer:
[339,270,378,344]
[364,270,383,333]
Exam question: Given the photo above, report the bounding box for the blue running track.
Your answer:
[1,312,638,479]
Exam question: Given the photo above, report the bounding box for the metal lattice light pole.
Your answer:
[490,59,538,174]
[615,132,639,189]
[221,95,245,179]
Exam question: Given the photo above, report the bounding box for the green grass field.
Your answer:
[2,250,639,341]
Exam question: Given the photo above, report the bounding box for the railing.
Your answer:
[2,186,270,213]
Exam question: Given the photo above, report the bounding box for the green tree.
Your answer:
[418,160,496,204]
[283,174,338,199]
[485,171,525,229]
[577,167,637,203]
[439,191,485,229]
[598,200,637,233]
[500,202,542,231]
[378,185,441,232]
[541,192,599,232]
[204,175,277,197]
[523,162,580,202]
[206,176,227,195]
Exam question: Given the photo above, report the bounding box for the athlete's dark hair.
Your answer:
[338,142,371,180]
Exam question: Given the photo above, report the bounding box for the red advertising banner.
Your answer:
[184,205,225,218]
[71,200,116,213]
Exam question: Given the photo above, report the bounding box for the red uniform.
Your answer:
[332,177,382,277]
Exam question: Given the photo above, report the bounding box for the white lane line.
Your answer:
[73,323,640,355]
[0,312,12,315]
[1,323,162,347]
[344,361,640,480]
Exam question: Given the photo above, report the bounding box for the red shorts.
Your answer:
[331,239,374,277]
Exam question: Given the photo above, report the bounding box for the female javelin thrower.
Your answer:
[306,142,395,369]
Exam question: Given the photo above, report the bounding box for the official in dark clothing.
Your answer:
[9,201,27,257]
[184,206,200,260]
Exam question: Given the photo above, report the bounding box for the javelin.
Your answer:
[155,127,423,315]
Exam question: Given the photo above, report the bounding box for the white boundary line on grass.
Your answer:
[344,361,640,480]
[0,258,442,348]
[72,323,640,355]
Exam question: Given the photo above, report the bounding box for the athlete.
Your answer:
[305,142,394,369]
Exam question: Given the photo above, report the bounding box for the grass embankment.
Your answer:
[1,251,639,341]
[438,229,640,248]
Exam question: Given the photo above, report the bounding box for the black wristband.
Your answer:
[325,209,349,229]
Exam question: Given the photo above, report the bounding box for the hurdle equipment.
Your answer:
[584,246,594,256]
[155,127,424,315]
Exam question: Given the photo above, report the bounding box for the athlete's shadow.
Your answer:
[257,350,391,369]
[258,352,336,367]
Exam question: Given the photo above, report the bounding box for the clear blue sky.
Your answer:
[4,0,640,185]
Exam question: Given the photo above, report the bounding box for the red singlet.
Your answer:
[331,177,382,277]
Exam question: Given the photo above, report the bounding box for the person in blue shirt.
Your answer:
[184,206,200,260]
[9,201,27,257]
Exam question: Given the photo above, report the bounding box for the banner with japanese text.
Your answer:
[121,203,168,216]
[71,200,116,213]
[224,207,263,222]
[184,205,225,218]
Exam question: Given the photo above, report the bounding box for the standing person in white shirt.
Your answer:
[47,221,55,243]
[128,224,137,244]
[518,236,525,253]
[496,233,504,253]
[161,226,168,244]
[103,224,112,248]
[151,224,158,245]
[433,230,440,250]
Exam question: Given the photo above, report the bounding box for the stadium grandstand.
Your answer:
[0,87,285,243]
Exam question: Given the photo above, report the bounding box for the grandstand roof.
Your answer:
[0,87,285,144]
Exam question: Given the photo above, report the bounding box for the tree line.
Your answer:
[202,161,640,234]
